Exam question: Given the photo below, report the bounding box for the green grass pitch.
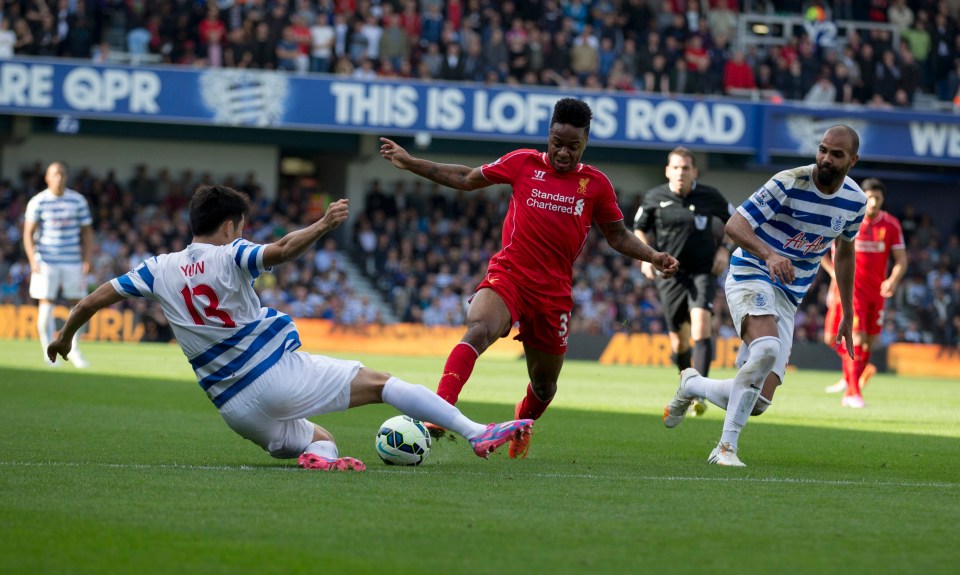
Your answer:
[1,339,958,574]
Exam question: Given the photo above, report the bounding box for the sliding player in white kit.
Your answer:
[662,125,866,466]
[48,185,532,471]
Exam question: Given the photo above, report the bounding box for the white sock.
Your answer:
[685,375,734,409]
[38,302,54,358]
[382,377,487,440]
[719,336,780,449]
[303,440,338,459]
[70,327,83,356]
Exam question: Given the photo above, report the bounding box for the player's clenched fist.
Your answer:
[654,252,680,279]
[321,199,349,231]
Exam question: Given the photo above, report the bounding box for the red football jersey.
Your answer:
[853,210,905,298]
[480,149,624,296]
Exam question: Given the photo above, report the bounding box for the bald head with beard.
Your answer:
[814,125,860,194]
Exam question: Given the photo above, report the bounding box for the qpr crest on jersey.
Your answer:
[831,215,844,232]
[755,293,768,307]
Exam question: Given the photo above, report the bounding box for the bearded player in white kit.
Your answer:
[48,185,532,471]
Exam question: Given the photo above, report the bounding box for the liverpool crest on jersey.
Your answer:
[577,178,589,195]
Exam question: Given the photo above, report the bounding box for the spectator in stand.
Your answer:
[277,28,304,71]
[570,24,600,82]
[902,11,932,89]
[483,27,509,79]
[421,3,443,48]
[776,58,806,101]
[723,47,757,96]
[833,61,855,103]
[875,48,902,104]
[13,18,36,55]
[543,29,571,78]
[0,19,16,58]
[708,0,739,42]
[805,69,838,105]
[309,13,335,73]
[440,42,466,80]
[379,13,409,72]
[899,41,923,101]
[888,0,915,30]
[663,11,689,46]
[684,35,710,94]
[359,14,382,62]
[645,53,672,94]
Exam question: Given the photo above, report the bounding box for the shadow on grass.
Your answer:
[1,366,957,486]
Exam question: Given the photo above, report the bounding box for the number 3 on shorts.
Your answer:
[558,312,569,337]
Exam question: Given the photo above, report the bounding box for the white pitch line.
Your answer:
[1,460,956,489]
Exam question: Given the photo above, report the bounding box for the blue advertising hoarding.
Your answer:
[761,104,960,166]
[0,58,958,165]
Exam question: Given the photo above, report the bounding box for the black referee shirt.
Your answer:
[633,182,734,275]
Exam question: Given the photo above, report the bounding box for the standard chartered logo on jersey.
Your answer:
[200,69,288,126]
[528,189,584,216]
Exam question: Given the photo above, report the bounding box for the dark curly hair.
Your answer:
[189,185,250,236]
[551,98,592,136]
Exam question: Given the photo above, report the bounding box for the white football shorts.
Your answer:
[724,275,796,382]
[218,350,363,459]
[29,262,86,300]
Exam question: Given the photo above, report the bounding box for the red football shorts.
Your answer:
[476,272,571,356]
[853,294,885,337]
[825,296,885,338]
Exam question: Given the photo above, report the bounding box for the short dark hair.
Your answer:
[860,177,885,193]
[827,124,860,155]
[667,146,696,168]
[189,185,250,236]
[551,98,592,136]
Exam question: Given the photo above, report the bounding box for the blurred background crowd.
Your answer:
[2,0,960,108]
[3,165,960,348]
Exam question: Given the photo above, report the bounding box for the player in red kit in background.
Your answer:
[822,178,907,407]
[380,98,679,458]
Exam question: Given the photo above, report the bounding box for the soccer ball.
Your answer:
[375,415,432,466]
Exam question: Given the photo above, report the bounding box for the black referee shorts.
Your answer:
[654,272,716,333]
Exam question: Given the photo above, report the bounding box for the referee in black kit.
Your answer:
[633,147,735,415]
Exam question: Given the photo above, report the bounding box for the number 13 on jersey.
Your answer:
[180,284,236,327]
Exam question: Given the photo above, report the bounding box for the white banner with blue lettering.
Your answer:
[0,58,958,164]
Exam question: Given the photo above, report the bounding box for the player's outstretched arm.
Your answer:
[262,199,349,268]
[726,213,795,284]
[48,282,125,362]
[379,137,490,191]
[601,220,679,278]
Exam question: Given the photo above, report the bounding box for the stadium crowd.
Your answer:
[1,0,960,107]
[2,165,960,346]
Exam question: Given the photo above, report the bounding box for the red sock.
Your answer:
[841,353,856,395]
[851,345,869,395]
[847,345,867,395]
[834,341,847,359]
[516,383,553,421]
[435,342,479,405]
